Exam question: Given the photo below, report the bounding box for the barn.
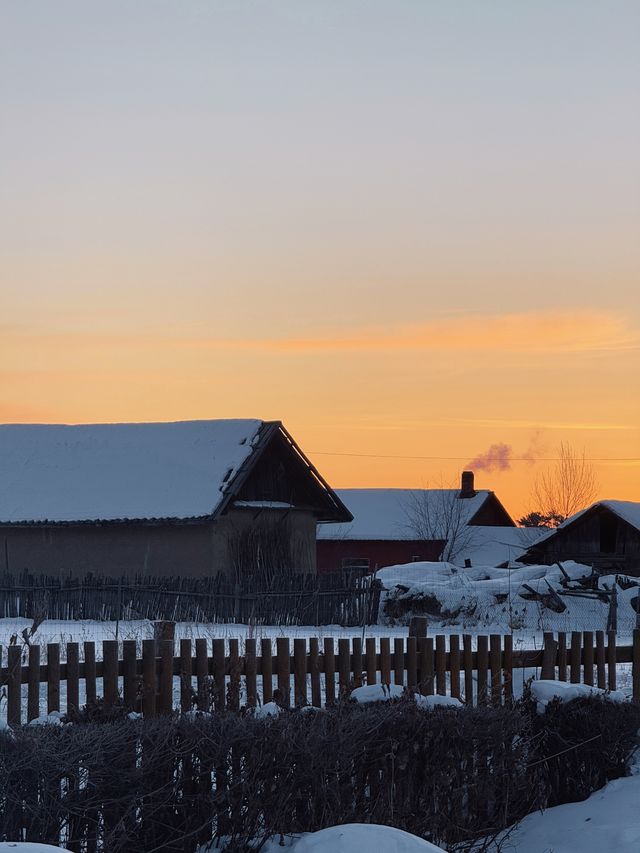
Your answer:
[0,420,352,578]
[520,500,640,576]
[316,472,516,572]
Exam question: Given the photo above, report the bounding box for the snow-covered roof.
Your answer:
[530,499,640,547]
[316,488,495,541]
[0,420,264,523]
[453,525,546,568]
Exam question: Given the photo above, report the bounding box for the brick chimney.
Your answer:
[459,470,476,498]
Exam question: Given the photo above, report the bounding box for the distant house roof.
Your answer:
[0,420,352,525]
[528,500,640,548]
[454,525,547,568]
[317,487,510,542]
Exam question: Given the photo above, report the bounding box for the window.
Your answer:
[342,557,370,570]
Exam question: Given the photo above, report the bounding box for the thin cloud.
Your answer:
[185,310,638,355]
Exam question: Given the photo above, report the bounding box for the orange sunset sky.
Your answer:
[2,2,639,519]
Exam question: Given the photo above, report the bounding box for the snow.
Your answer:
[27,711,65,727]
[530,679,627,713]
[290,824,444,852]
[233,501,295,509]
[316,488,493,541]
[253,701,282,719]
[415,693,463,709]
[488,771,640,852]
[350,684,462,709]
[454,526,545,568]
[377,559,640,632]
[351,683,405,703]
[0,846,71,852]
[0,420,263,523]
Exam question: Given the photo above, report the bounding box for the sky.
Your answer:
[1,0,639,518]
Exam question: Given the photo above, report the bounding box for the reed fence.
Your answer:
[0,570,380,626]
[1,629,639,726]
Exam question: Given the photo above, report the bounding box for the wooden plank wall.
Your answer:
[1,630,639,726]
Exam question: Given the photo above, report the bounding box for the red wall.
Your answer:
[317,539,446,573]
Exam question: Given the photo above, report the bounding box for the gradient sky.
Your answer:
[2,1,639,517]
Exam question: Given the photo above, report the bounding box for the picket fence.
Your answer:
[2,629,639,726]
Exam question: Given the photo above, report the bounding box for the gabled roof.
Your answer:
[529,499,640,548]
[0,420,351,525]
[317,488,502,541]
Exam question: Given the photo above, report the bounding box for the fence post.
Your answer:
[541,633,557,680]
[7,645,22,726]
[153,620,175,651]
[632,629,640,703]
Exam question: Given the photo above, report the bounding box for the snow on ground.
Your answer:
[487,769,640,852]
[0,845,70,852]
[289,824,444,852]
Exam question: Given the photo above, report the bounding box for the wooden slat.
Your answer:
[84,641,96,705]
[245,639,257,708]
[228,639,240,711]
[123,640,138,711]
[28,644,40,722]
[276,637,290,707]
[365,637,377,686]
[380,637,391,686]
[557,632,567,682]
[142,638,156,716]
[569,632,581,684]
[583,631,594,687]
[541,633,557,680]
[420,637,434,696]
[392,637,403,686]
[309,638,321,707]
[338,638,350,697]
[47,643,60,713]
[435,635,446,696]
[477,635,488,705]
[103,640,118,707]
[595,630,606,689]
[67,642,80,715]
[607,630,617,691]
[261,638,273,704]
[449,636,460,700]
[323,637,336,705]
[463,634,473,704]
[406,636,418,691]
[159,638,174,714]
[503,634,513,704]
[213,639,226,711]
[633,629,640,702]
[490,635,502,705]
[179,639,192,713]
[195,638,209,710]
[293,639,307,707]
[352,637,363,689]
[7,645,22,726]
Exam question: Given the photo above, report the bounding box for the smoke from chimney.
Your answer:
[466,436,542,473]
[467,443,512,473]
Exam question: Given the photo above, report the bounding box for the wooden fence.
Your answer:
[0,569,380,626]
[2,630,639,726]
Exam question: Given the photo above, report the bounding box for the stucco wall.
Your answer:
[0,508,317,578]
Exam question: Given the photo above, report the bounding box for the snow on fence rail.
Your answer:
[1,629,639,725]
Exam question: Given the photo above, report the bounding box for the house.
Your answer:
[520,500,640,576]
[0,420,352,578]
[316,471,515,572]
